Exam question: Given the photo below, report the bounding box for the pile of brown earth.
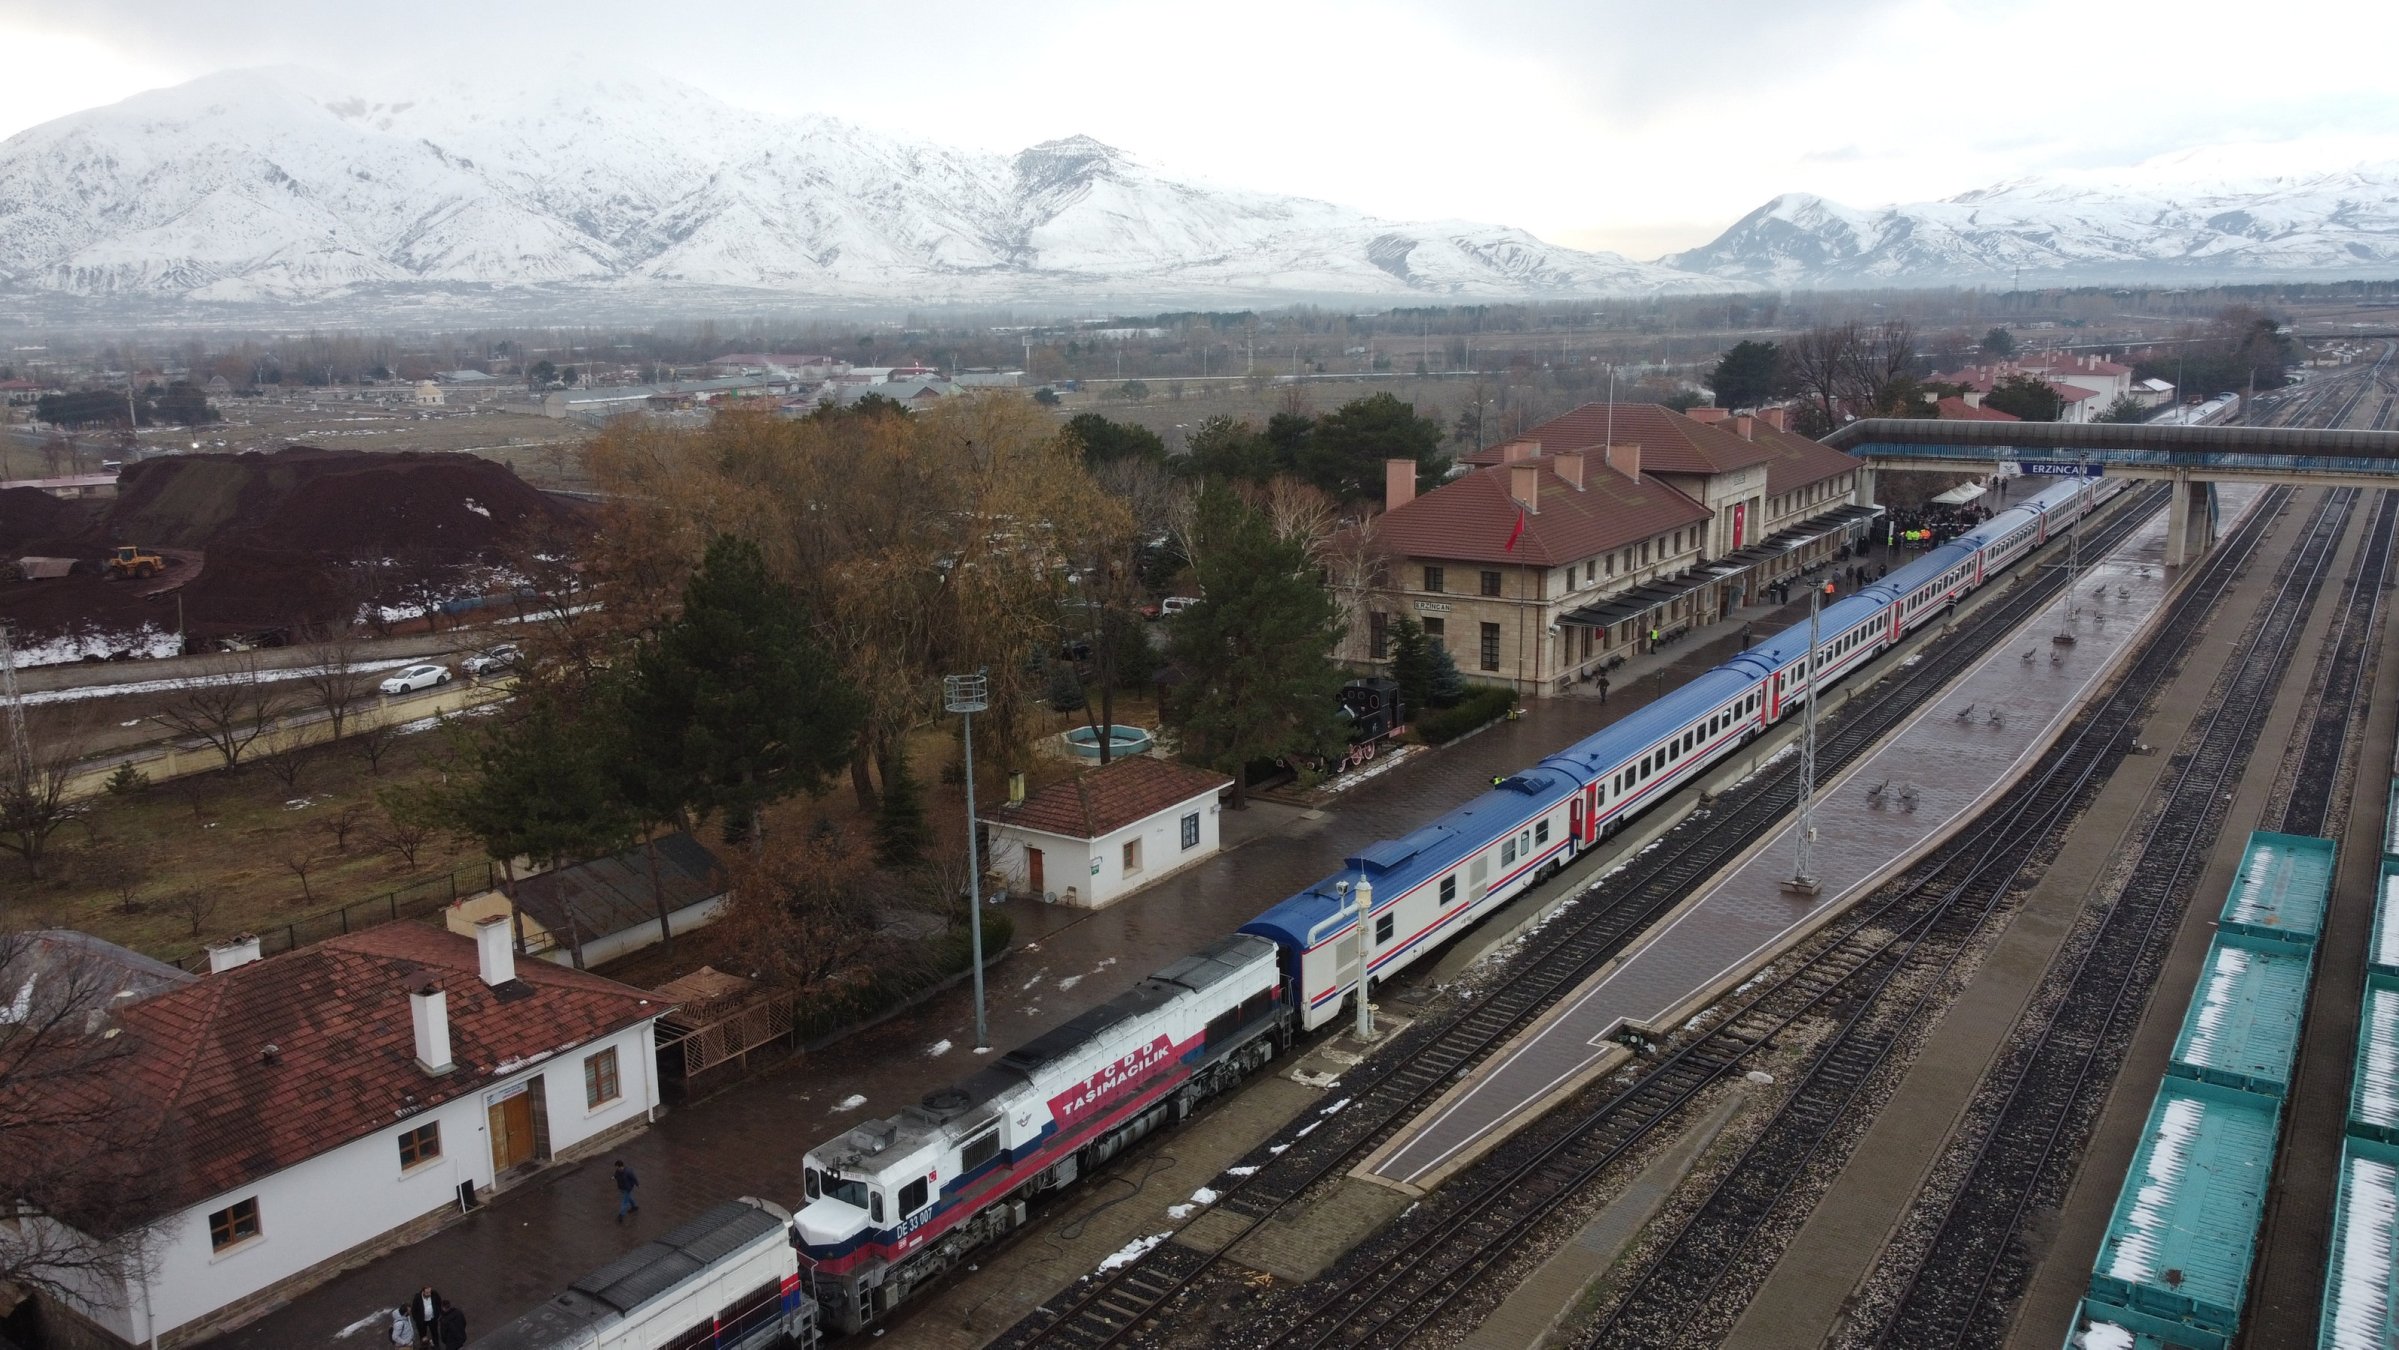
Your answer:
[0,447,587,657]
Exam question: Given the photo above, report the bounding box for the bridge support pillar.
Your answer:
[2164,475,2217,566]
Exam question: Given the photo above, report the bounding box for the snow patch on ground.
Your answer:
[1057,975,1083,991]
[335,1309,390,1339]
[833,1094,868,1112]
[11,625,184,669]
[1227,1165,1259,1177]
[925,1040,952,1058]
[1094,1233,1166,1274]
[463,497,491,518]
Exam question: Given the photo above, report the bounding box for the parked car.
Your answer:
[379,663,452,695]
[461,643,521,675]
[1158,596,1202,617]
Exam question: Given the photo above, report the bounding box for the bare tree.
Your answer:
[0,930,181,1306]
[297,628,369,740]
[0,719,88,880]
[166,887,217,937]
[371,808,433,870]
[352,716,405,773]
[320,802,367,853]
[278,844,323,904]
[257,732,307,791]
[150,656,291,771]
[87,845,150,914]
[1783,322,1860,432]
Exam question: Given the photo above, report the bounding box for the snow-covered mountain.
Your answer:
[1667,155,2399,288]
[0,67,1707,309]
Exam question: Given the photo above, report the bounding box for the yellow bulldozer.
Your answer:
[103,545,169,581]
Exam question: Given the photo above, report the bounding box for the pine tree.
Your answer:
[1162,483,1347,806]
[1387,618,1435,717]
[1425,639,1468,708]
[874,750,930,867]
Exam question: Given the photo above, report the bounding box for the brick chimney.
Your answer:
[1509,465,1540,513]
[1499,438,1540,463]
[1555,452,1585,490]
[1759,407,1788,432]
[474,914,515,987]
[1734,414,1755,440]
[1964,390,1985,409]
[207,933,262,974]
[1384,458,1416,512]
[410,984,454,1076]
[1687,408,1729,425]
[1605,442,1641,483]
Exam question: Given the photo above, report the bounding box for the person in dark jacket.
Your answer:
[437,1303,467,1350]
[409,1287,446,1342]
[614,1160,641,1223]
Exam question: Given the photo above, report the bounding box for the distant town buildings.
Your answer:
[1928,353,2147,423]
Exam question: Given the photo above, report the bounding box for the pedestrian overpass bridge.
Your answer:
[1827,418,2399,564]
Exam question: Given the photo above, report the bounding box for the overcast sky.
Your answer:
[3,0,2394,258]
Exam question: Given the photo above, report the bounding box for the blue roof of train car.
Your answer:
[2319,1134,2399,1350]
[2168,932,2311,1100]
[1538,666,1757,779]
[2219,830,2335,948]
[2085,1077,2278,1348]
[2351,975,2399,1145]
[1244,767,1577,950]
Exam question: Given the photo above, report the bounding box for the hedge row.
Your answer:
[1415,686,1520,745]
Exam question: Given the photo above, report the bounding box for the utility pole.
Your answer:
[1783,586,1823,896]
[944,670,992,1051]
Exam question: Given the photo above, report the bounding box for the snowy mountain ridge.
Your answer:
[0,67,1706,308]
[1668,150,2399,287]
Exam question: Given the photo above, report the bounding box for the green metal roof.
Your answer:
[2086,1078,2280,1350]
[2170,933,2311,1100]
[2217,830,2334,949]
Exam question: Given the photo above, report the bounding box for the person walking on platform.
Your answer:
[613,1161,641,1223]
[1597,673,1609,705]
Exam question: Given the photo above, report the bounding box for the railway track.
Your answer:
[1253,488,2314,1350]
[989,493,2171,1349]
[1855,487,2378,1349]
[2278,489,2398,837]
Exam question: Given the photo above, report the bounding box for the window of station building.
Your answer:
[1369,610,1388,659]
[1375,913,1395,945]
[585,1047,621,1109]
[209,1197,261,1252]
[1585,560,1597,584]
[398,1122,441,1170]
[1440,875,1458,905]
[898,1176,929,1216]
[1123,838,1143,874]
[1423,566,1446,594]
[1423,617,1446,645]
[1480,570,1503,597]
[1479,623,1501,672]
[1640,542,1651,564]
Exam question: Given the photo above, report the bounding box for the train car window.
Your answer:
[1535,819,1550,845]
[961,1123,1002,1173]
[1375,913,1395,944]
[899,1177,929,1216]
[1441,875,1458,905]
[1502,838,1517,866]
[871,1191,885,1223]
[1519,829,1532,853]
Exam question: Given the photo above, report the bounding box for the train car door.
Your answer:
[1583,782,1599,842]
[1768,669,1784,722]
[1974,548,1986,586]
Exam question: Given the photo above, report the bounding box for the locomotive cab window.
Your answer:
[871,1191,885,1223]
[899,1177,929,1216]
[816,1170,871,1211]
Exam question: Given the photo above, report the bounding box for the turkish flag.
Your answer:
[1504,505,1526,552]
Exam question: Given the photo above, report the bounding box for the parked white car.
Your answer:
[379,663,452,695]
[461,643,522,676]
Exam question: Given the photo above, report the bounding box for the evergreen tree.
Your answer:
[1707,340,1781,409]
[619,534,864,843]
[874,750,930,867]
[423,685,636,875]
[1065,412,1166,466]
[1045,659,1085,712]
[1425,638,1468,707]
[1981,327,2018,357]
[1982,373,2065,422]
[1163,483,1347,806]
[1300,393,1446,502]
[1387,618,1436,717]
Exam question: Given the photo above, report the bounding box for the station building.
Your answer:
[1334,403,1875,698]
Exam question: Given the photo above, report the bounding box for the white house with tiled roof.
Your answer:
[1341,404,1873,696]
[981,756,1233,908]
[17,922,668,1348]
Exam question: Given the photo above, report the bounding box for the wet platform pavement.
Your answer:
[1364,491,2257,1192]
[204,575,1865,1346]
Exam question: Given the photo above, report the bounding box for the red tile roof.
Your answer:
[73,926,666,1218]
[1492,403,1778,477]
[2051,382,2103,404]
[1373,453,1710,568]
[1745,423,1867,495]
[983,755,1230,839]
[1937,396,2021,422]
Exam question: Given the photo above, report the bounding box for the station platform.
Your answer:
[1363,490,2258,1192]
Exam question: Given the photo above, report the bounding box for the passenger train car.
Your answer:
[469,1198,817,1350]
[1244,473,2124,1030]
[788,474,2125,1331]
[795,936,1287,1333]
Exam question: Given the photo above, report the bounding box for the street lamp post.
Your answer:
[1337,877,1377,1042]
[944,670,992,1051]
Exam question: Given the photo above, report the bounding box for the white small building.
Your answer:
[26,922,669,1348]
[982,755,1232,908]
[410,380,446,407]
[444,832,730,969]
